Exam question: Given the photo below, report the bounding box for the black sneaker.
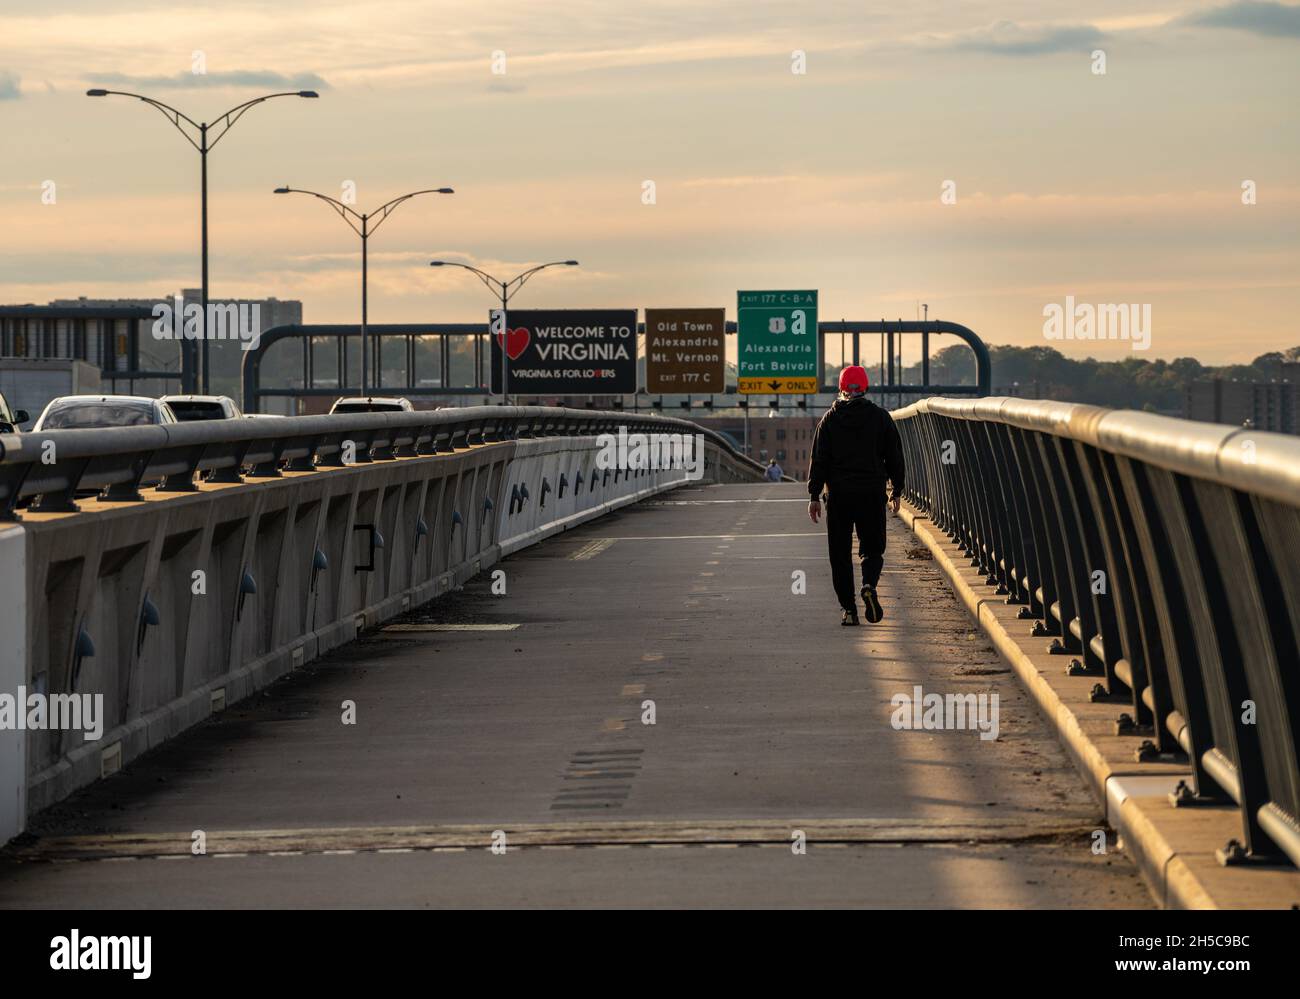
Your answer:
[860,585,884,623]
[841,608,859,626]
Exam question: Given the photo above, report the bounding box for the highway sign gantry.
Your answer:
[736,289,818,394]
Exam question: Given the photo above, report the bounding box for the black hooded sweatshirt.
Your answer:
[806,396,905,500]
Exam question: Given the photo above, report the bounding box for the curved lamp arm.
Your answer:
[278,186,453,238]
[430,260,579,302]
[273,185,364,236]
[85,89,203,149]
[508,260,580,298]
[207,90,319,150]
[429,260,503,295]
[366,188,455,235]
[86,88,318,153]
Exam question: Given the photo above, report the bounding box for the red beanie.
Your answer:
[839,365,869,394]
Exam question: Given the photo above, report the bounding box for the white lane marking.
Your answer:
[384,624,520,632]
[596,533,820,541]
[642,499,807,505]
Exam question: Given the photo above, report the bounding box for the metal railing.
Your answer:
[0,406,764,518]
[894,397,1300,870]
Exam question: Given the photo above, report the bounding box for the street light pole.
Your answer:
[428,260,579,406]
[276,187,454,394]
[86,88,319,393]
[362,217,369,389]
[499,279,511,405]
[200,122,208,393]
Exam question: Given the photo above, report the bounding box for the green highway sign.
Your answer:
[736,290,819,393]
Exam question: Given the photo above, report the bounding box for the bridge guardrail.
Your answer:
[0,406,762,517]
[894,397,1300,871]
[0,406,765,843]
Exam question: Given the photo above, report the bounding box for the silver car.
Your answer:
[32,395,177,431]
[329,395,414,415]
[160,394,243,421]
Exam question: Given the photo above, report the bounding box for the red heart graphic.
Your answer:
[497,326,530,361]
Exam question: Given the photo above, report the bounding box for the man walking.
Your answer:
[765,459,784,481]
[806,365,905,626]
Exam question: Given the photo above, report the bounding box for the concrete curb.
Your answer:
[898,503,1300,910]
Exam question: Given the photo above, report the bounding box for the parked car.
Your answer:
[0,391,29,434]
[245,413,286,419]
[160,394,243,421]
[329,395,414,415]
[32,395,177,431]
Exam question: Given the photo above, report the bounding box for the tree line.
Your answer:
[905,344,1300,413]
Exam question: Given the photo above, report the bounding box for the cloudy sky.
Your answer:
[1,0,1297,364]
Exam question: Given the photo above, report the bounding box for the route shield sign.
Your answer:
[644,308,726,393]
[490,309,637,395]
[736,290,818,393]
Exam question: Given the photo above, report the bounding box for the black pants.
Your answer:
[826,489,887,610]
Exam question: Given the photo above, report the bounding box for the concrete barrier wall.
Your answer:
[2,423,759,841]
[0,525,25,843]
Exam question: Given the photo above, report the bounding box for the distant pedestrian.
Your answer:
[807,365,905,626]
[765,459,783,481]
